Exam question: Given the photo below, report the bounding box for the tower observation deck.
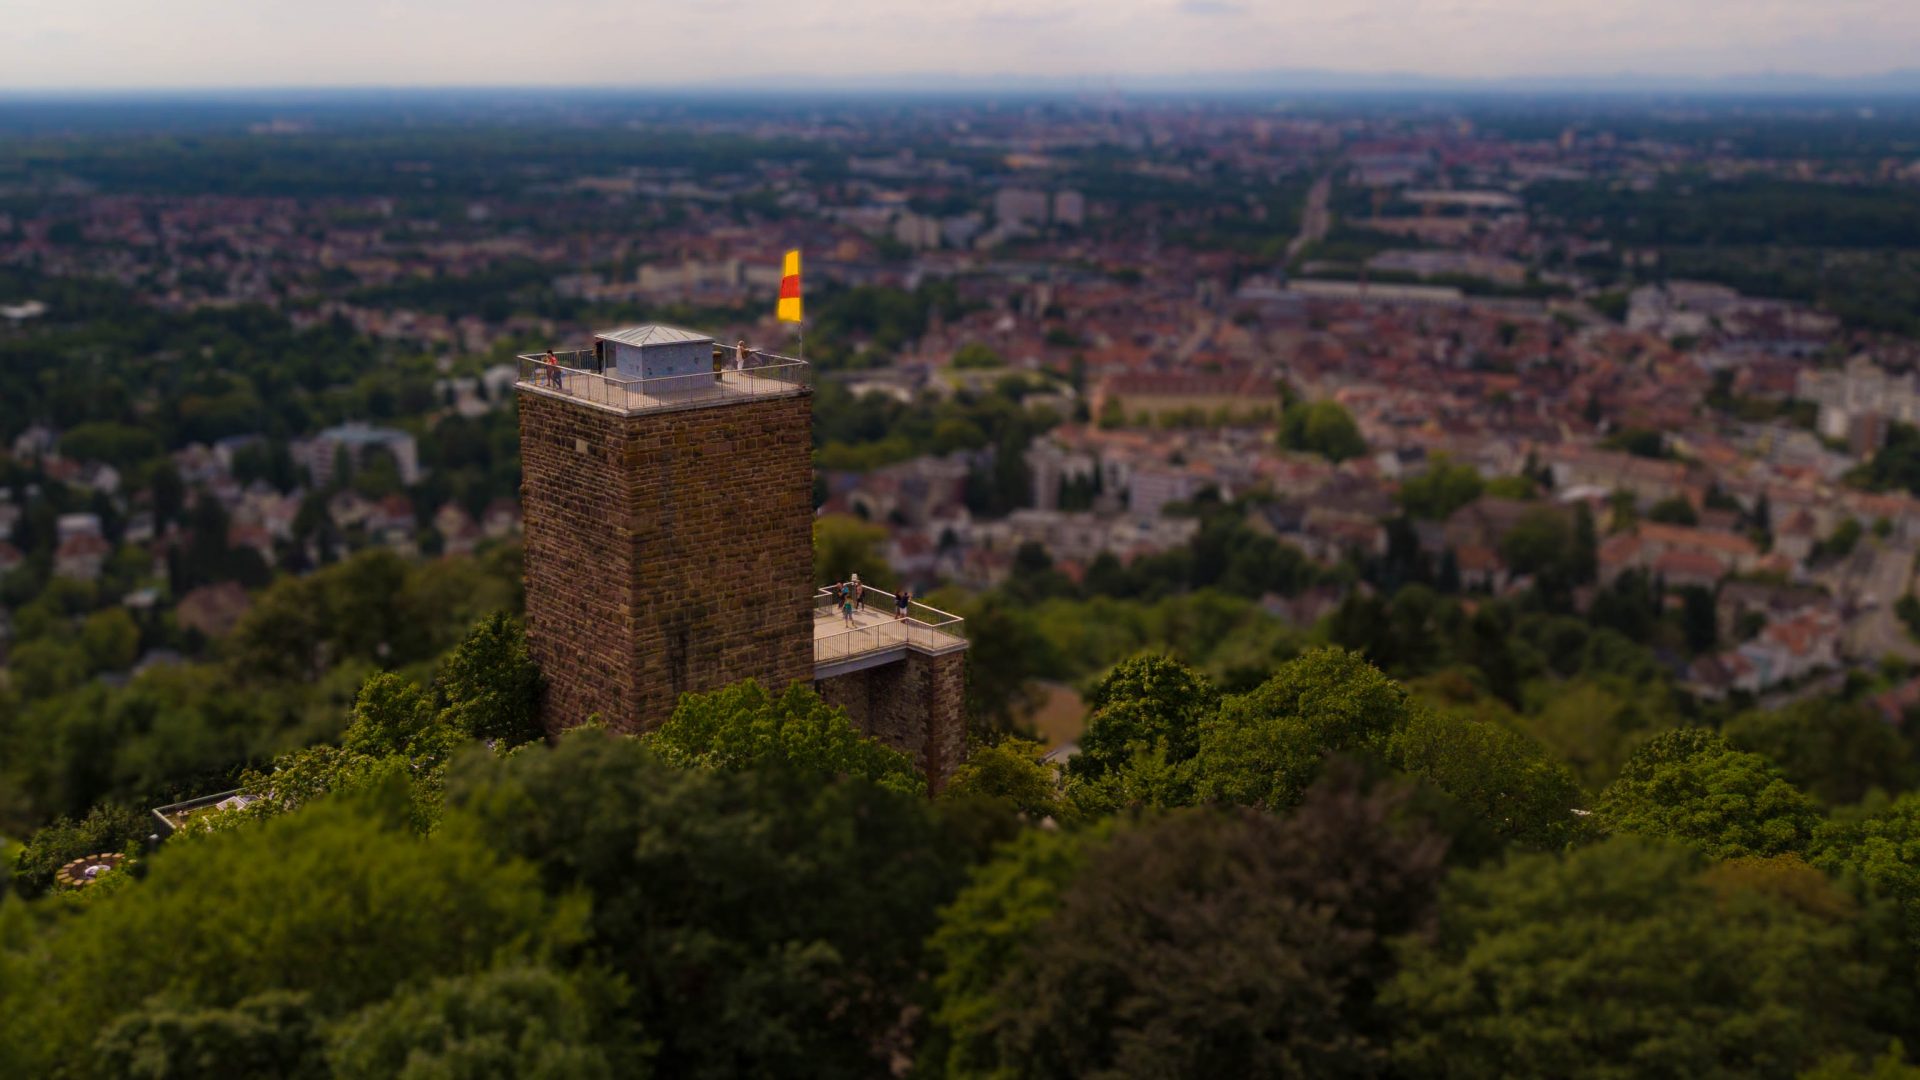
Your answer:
[516,324,968,784]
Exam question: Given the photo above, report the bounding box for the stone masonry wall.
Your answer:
[619,392,815,728]
[519,392,639,729]
[815,649,968,790]
[519,388,814,734]
[816,666,872,730]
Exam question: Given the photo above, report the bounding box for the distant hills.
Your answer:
[706,65,1920,99]
[5,67,1920,104]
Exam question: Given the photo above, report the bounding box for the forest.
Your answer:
[10,610,1920,1078]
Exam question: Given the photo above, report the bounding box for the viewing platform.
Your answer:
[813,583,967,678]
[516,333,809,417]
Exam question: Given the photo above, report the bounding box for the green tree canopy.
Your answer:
[1387,838,1909,1080]
[0,781,580,1076]
[1387,708,1585,848]
[441,732,989,1079]
[326,964,627,1080]
[436,611,545,748]
[91,992,326,1080]
[1648,495,1701,526]
[1398,458,1485,520]
[1595,728,1823,860]
[932,770,1447,1079]
[1061,655,1221,814]
[1812,791,1920,950]
[812,513,893,589]
[1726,700,1917,807]
[945,738,1064,820]
[1279,400,1368,462]
[11,802,150,897]
[647,679,924,797]
[1192,647,1415,809]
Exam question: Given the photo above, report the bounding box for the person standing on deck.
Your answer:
[895,585,912,621]
[840,580,857,627]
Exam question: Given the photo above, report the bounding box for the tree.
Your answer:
[927,826,1106,1078]
[647,679,924,797]
[1500,506,1575,581]
[79,608,140,673]
[812,513,892,588]
[1819,518,1866,562]
[1387,838,1909,1080]
[1602,427,1669,459]
[1812,792,1920,949]
[1571,503,1599,584]
[1512,676,1673,791]
[11,803,151,897]
[1803,1043,1920,1079]
[1070,655,1219,782]
[1679,585,1718,653]
[951,343,1005,369]
[438,612,545,747]
[1279,400,1367,462]
[1193,647,1416,810]
[92,992,326,1080]
[1648,495,1700,526]
[1399,458,1484,521]
[1484,474,1538,501]
[1060,655,1220,813]
[945,738,1063,819]
[341,672,449,762]
[327,965,625,1079]
[0,782,580,1075]
[1595,729,1822,860]
[932,770,1447,1080]
[1388,708,1585,848]
[442,732,985,1079]
[956,594,1054,735]
[1725,700,1917,807]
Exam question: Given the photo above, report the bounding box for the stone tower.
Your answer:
[517,325,815,732]
[515,324,970,785]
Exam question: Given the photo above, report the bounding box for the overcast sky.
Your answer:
[2,0,1916,91]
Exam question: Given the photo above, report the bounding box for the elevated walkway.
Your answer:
[812,584,967,679]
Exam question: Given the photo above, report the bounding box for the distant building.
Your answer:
[53,533,110,581]
[1091,372,1275,426]
[57,513,104,543]
[994,187,1051,228]
[176,582,253,639]
[1052,190,1086,227]
[300,423,421,488]
[1128,465,1205,519]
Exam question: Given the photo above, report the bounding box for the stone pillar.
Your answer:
[816,649,969,791]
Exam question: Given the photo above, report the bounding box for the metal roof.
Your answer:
[595,324,713,348]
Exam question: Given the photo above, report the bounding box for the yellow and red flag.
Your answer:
[776,249,803,323]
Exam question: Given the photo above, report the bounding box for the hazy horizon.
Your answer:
[4,0,1917,93]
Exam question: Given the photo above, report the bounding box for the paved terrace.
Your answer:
[516,348,809,416]
[813,584,967,677]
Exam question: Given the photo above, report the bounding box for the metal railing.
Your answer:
[516,346,809,414]
[814,582,966,663]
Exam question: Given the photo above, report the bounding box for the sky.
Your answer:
[2,0,1917,91]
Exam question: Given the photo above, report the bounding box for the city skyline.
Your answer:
[3,0,1918,92]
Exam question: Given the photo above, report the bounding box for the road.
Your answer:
[1287,173,1332,264]
[1840,540,1920,663]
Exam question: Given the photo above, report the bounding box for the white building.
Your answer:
[300,423,422,488]
[994,188,1051,229]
